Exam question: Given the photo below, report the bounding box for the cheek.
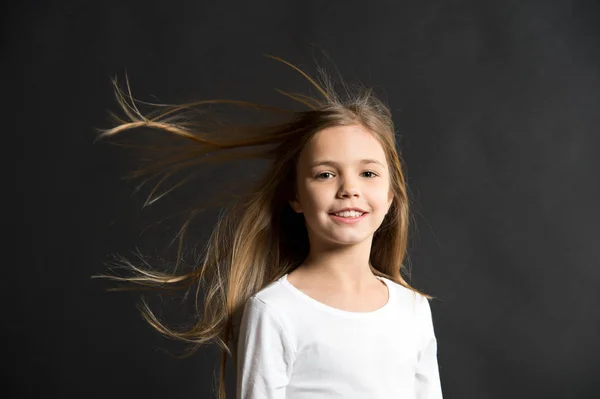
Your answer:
[304,193,330,214]
[300,182,328,205]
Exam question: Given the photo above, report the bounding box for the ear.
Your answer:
[289,197,303,213]
[387,190,393,212]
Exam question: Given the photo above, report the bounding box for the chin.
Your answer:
[329,231,374,245]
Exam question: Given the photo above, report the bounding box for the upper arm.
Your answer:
[236,297,295,399]
[415,295,443,399]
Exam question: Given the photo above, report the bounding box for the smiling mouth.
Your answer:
[329,212,368,219]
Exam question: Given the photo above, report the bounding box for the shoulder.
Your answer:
[383,277,430,307]
[249,276,292,310]
[242,277,295,327]
[239,281,298,355]
[241,296,285,331]
[383,277,435,324]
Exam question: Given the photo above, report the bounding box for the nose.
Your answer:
[337,176,361,198]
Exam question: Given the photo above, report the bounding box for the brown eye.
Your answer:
[316,172,334,179]
[362,171,378,178]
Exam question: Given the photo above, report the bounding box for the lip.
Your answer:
[330,207,368,213]
[329,212,368,224]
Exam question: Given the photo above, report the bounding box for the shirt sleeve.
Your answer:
[236,296,295,399]
[415,295,443,399]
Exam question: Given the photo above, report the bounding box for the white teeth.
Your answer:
[334,211,364,218]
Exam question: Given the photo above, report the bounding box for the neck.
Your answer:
[300,236,377,292]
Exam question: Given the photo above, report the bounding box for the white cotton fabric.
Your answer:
[236,273,443,399]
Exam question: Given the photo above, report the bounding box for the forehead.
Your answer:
[299,124,387,167]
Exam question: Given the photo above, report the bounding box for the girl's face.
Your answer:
[290,124,393,246]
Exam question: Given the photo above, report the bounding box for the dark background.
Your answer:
[10,0,600,398]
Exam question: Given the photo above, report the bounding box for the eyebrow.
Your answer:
[310,159,386,168]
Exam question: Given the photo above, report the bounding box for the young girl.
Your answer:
[95,55,442,399]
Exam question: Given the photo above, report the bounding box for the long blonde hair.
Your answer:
[93,55,433,399]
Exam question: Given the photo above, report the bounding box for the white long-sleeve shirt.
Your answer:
[236,273,443,399]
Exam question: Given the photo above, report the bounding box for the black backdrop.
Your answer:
[11,0,600,398]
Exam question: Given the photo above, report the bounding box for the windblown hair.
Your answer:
[93,55,433,399]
